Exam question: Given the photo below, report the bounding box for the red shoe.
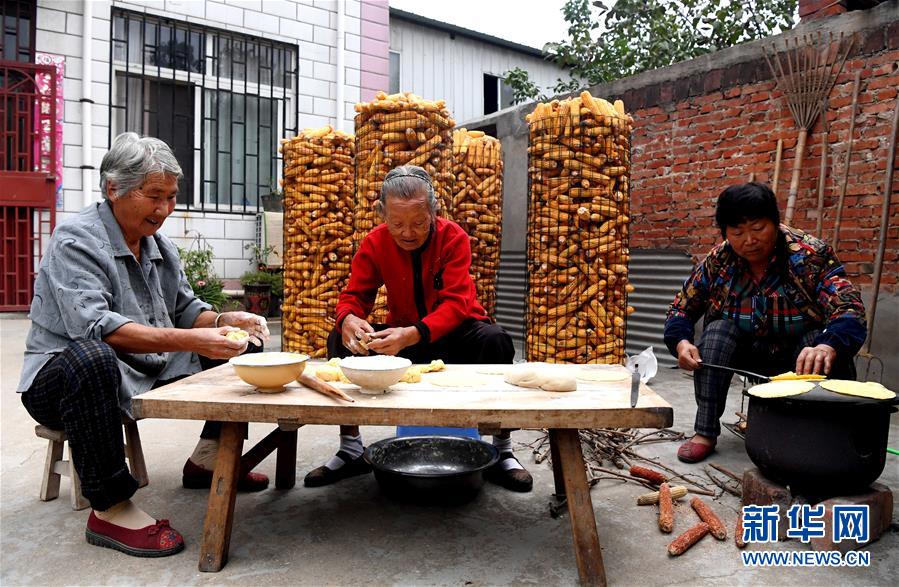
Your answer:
[182,459,270,492]
[85,511,184,557]
[677,439,716,463]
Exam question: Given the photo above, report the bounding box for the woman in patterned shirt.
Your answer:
[664,182,866,463]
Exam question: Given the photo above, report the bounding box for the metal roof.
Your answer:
[389,7,549,60]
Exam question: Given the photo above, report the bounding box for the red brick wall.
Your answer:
[623,33,899,290]
[800,0,848,20]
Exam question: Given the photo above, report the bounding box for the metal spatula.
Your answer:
[700,363,770,385]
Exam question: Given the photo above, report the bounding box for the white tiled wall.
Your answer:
[35,0,362,280]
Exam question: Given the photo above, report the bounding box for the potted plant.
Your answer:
[178,232,228,311]
[241,243,281,316]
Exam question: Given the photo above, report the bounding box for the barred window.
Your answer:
[109,9,298,212]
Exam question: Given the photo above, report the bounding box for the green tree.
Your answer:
[506,0,797,102]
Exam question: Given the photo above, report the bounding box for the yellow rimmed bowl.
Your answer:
[229,352,309,393]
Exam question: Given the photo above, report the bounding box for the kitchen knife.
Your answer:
[630,363,640,407]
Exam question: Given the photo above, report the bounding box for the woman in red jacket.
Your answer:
[303,165,532,492]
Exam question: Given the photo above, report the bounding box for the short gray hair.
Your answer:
[99,132,183,200]
[378,165,438,215]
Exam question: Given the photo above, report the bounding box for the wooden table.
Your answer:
[133,363,673,586]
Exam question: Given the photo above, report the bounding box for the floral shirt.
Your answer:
[664,225,866,357]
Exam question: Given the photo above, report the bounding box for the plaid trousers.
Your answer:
[692,319,857,437]
[22,340,264,510]
[22,340,138,511]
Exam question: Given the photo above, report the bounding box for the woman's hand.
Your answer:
[367,327,420,356]
[341,315,375,355]
[193,327,249,360]
[795,344,836,375]
[218,311,269,346]
[676,340,703,371]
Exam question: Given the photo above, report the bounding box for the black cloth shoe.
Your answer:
[303,450,372,487]
[485,452,533,492]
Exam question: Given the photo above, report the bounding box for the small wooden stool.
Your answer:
[36,417,149,511]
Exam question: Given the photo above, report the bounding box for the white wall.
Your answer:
[389,17,565,124]
[35,0,362,281]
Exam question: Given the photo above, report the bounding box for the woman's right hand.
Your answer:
[341,315,375,355]
[676,340,702,371]
[193,327,250,360]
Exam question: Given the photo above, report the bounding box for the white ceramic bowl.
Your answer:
[339,355,412,394]
[229,352,309,393]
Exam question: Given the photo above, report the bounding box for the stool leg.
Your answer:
[123,421,149,488]
[68,446,90,511]
[40,438,64,501]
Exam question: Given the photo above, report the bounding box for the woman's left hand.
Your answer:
[795,343,836,375]
[219,311,270,346]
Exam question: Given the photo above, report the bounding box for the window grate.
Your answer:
[1,0,35,63]
[108,9,298,214]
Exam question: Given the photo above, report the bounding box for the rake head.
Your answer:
[762,31,855,131]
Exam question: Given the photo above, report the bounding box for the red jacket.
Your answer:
[335,217,488,342]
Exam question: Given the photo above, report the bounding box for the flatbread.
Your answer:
[820,380,896,400]
[577,367,631,382]
[426,373,491,387]
[476,367,508,375]
[748,380,815,398]
[770,371,827,381]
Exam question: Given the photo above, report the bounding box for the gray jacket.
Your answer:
[18,200,210,414]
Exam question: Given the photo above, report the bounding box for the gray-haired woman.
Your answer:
[303,165,532,493]
[17,133,270,557]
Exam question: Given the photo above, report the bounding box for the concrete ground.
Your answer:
[1,313,897,586]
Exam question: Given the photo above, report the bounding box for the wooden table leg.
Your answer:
[199,422,246,572]
[275,429,298,489]
[549,429,607,587]
[549,432,566,499]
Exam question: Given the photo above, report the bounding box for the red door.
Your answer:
[0,60,58,311]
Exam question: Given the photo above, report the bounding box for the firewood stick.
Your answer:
[595,467,657,490]
[709,463,742,484]
[704,467,742,497]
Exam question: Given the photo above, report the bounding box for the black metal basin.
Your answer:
[364,436,499,504]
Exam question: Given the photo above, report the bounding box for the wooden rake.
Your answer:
[762,31,854,225]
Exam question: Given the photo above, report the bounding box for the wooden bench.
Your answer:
[36,418,149,510]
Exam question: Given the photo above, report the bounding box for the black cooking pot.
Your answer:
[744,384,898,497]
[364,436,499,504]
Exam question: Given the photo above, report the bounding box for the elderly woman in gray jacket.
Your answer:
[17,133,269,557]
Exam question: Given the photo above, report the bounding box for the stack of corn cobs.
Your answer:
[525,91,635,364]
[354,91,456,322]
[280,126,355,357]
[452,128,503,318]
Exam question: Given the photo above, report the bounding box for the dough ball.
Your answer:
[540,374,577,392]
[504,365,546,389]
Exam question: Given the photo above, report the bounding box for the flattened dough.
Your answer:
[770,371,827,381]
[504,364,578,392]
[476,367,509,375]
[748,380,815,398]
[820,380,896,400]
[577,367,631,382]
[427,373,491,387]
